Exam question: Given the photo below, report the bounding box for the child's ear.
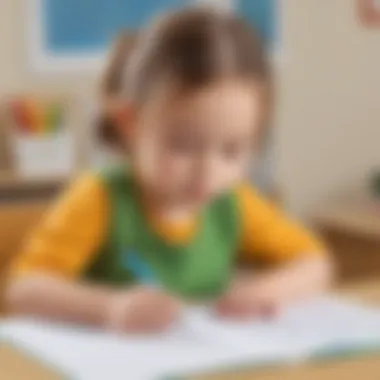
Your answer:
[114,103,134,129]
[106,98,135,139]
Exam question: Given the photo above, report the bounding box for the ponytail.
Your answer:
[97,31,136,147]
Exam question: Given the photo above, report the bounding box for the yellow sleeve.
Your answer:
[10,174,108,279]
[236,184,324,263]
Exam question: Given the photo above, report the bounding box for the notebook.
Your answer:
[1,296,380,380]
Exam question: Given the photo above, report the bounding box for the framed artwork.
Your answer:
[28,0,280,72]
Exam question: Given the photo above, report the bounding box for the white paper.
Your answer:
[1,297,380,380]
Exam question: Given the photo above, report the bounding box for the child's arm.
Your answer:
[7,274,112,325]
[5,175,180,331]
[4,174,106,324]
[217,255,331,318]
[7,275,181,331]
[216,184,332,318]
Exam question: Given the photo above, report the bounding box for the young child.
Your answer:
[6,9,331,333]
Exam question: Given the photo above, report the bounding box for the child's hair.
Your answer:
[98,31,136,145]
[99,8,273,148]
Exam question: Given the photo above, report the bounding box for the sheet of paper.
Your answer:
[1,297,380,380]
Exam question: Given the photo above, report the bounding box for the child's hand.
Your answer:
[216,257,330,320]
[215,276,283,320]
[104,287,182,333]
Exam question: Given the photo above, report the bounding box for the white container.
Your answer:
[12,131,75,178]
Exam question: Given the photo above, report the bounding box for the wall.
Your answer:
[0,0,98,92]
[0,0,379,216]
[278,0,380,215]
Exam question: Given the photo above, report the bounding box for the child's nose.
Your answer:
[194,158,220,193]
[198,155,218,178]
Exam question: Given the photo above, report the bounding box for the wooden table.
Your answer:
[0,202,49,273]
[313,194,380,282]
[1,280,380,380]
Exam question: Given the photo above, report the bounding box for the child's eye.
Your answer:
[222,142,245,160]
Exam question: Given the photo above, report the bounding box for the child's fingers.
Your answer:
[117,308,173,333]
[215,297,258,319]
[130,295,182,332]
[215,289,282,320]
[259,303,282,319]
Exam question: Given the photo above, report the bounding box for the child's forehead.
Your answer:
[137,81,259,140]
[145,79,260,117]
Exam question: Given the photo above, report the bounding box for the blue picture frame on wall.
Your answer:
[237,0,277,49]
[43,0,191,54]
[29,0,279,71]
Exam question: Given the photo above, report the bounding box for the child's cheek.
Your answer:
[218,163,245,191]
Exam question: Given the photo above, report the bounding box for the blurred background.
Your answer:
[0,0,380,285]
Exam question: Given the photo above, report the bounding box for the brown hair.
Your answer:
[98,31,136,145]
[99,8,272,148]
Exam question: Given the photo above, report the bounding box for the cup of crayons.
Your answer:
[8,96,65,137]
[5,96,73,177]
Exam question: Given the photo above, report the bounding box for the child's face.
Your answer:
[127,80,262,206]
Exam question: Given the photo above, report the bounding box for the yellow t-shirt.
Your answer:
[12,174,324,279]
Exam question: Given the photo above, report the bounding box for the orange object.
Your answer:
[358,0,380,27]
[10,99,33,134]
[29,99,45,136]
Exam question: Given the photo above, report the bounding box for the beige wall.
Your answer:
[1,0,379,216]
[278,0,380,215]
[0,1,94,92]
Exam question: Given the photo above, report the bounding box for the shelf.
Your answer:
[0,172,70,203]
[0,171,69,189]
[313,193,380,239]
